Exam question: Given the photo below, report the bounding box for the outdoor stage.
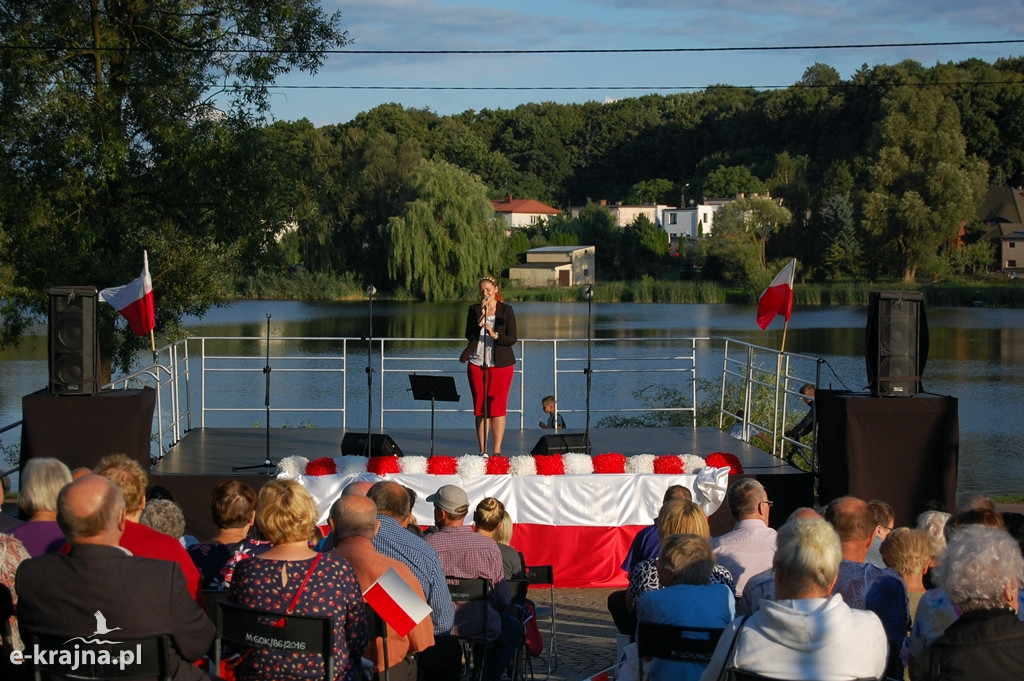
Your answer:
[151,426,813,587]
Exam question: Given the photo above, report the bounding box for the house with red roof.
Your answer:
[491,194,561,228]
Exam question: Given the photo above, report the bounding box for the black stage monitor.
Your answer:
[531,432,591,456]
[340,432,403,457]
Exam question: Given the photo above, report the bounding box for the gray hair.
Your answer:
[727,478,765,519]
[916,510,951,560]
[774,517,842,592]
[19,458,73,515]
[139,499,186,539]
[935,525,1024,612]
[955,492,995,513]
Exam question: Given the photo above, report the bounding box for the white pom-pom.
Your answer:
[562,453,594,475]
[277,456,308,479]
[681,454,707,473]
[399,456,428,475]
[625,454,655,475]
[333,455,369,476]
[509,455,538,477]
[457,455,487,480]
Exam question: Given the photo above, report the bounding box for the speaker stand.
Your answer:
[234,314,276,474]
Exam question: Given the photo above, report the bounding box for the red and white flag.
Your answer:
[363,567,432,637]
[756,258,796,330]
[99,251,155,336]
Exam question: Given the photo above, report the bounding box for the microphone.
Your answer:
[366,284,376,296]
[584,284,593,300]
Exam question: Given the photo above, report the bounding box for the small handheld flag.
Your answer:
[362,567,432,637]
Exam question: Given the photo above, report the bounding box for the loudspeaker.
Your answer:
[47,286,100,396]
[530,433,591,455]
[340,432,403,457]
[865,290,928,397]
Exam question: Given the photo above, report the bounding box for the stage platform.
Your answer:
[152,426,813,544]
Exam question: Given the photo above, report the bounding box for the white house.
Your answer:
[569,201,670,227]
[660,199,732,245]
[508,246,595,288]
[491,195,561,228]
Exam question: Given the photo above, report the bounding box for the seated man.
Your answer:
[15,475,214,681]
[700,517,887,681]
[329,494,434,681]
[423,484,520,681]
[710,478,777,598]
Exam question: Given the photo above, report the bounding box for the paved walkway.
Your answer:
[525,586,620,681]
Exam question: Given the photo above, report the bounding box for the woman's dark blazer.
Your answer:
[464,301,518,367]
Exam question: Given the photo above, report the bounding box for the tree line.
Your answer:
[0,3,1021,365]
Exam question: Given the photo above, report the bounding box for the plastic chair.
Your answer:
[214,601,335,681]
[636,620,723,677]
[446,576,491,681]
[523,564,556,678]
[28,631,172,681]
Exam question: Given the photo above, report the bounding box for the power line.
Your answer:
[264,80,1024,92]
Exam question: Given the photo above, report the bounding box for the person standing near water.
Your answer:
[464,276,517,456]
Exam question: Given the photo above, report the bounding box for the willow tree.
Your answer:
[386,159,506,300]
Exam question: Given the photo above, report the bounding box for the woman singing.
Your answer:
[464,276,517,455]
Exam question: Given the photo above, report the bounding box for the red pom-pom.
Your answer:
[486,456,510,475]
[534,455,565,476]
[653,455,684,475]
[705,451,744,474]
[367,455,401,475]
[592,453,626,474]
[427,456,458,475]
[305,457,337,476]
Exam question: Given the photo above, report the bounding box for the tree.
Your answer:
[819,194,863,280]
[386,159,506,300]
[0,1,349,366]
[706,196,792,292]
[624,179,678,205]
[702,166,767,199]
[862,87,989,281]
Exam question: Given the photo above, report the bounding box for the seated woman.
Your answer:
[228,480,368,681]
[635,534,735,681]
[10,458,72,556]
[911,526,1024,679]
[473,497,525,582]
[188,480,269,589]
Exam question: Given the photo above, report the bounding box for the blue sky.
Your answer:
[265,0,1024,125]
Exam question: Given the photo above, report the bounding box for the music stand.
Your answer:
[408,374,460,456]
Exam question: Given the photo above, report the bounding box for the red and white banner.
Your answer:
[99,251,155,336]
[756,258,796,330]
[363,567,432,637]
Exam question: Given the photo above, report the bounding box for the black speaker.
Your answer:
[340,432,403,457]
[865,291,928,397]
[47,286,100,396]
[530,433,591,455]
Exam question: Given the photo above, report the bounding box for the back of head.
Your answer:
[211,479,257,529]
[368,480,411,519]
[727,478,765,519]
[139,499,186,539]
[342,479,374,497]
[868,499,895,529]
[256,479,318,545]
[916,510,951,560]
[19,457,73,515]
[880,527,931,576]
[824,496,875,543]
[657,498,709,539]
[944,507,1004,542]
[663,484,692,504]
[936,525,1024,612]
[57,475,125,544]
[493,513,514,545]
[657,534,715,586]
[330,494,379,541]
[954,492,995,514]
[94,453,148,515]
[774,517,842,594]
[473,497,506,533]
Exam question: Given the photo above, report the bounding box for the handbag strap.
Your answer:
[717,613,751,681]
[285,553,322,615]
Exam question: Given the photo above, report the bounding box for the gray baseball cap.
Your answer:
[426,484,469,513]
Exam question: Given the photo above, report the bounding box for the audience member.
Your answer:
[621,485,692,574]
[140,498,188,544]
[0,533,29,651]
[911,526,1024,679]
[145,486,198,547]
[825,496,910,679]
[953,491,995,513]
[229,479,367,681]
[0,472,24,533]
[329,494,433,681]
[880,528,931,622]
[188,480,267,589]
[424,484,520,681]
[634,534,734,681]
[700,517,887,681]
[783,383,815,440]
[737,506,822,616]
[711,478,776,597]
[313,478,380,552]
[866,498,895,568]
[473,497,525,581]
[10,457,71,556]
[94,454,204,605]
[16,475,214,681]
[366,481,460,681]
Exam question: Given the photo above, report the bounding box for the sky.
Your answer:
[265,0,1024,126]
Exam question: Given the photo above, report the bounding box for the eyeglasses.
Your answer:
[760,499,774,509]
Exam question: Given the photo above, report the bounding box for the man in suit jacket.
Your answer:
[15,475,215,681]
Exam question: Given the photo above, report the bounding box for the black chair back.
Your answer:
[364,602,391,681]
[28,632,172,681]
[214,602,334,681]
[636,621,723,666]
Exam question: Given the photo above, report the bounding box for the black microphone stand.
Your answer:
[584,284,594,449]
[234,313,275,473]
[481,300,490,455]
[364,284,375,458]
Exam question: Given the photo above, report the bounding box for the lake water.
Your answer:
[2,300,1023,495]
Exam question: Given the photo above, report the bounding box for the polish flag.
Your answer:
[756,258,796,330]
[363,567,432,637]
[99,251,155,336]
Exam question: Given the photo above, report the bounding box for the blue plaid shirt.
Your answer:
[372,514,455,635]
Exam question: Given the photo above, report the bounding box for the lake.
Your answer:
[2,300,1023,495]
